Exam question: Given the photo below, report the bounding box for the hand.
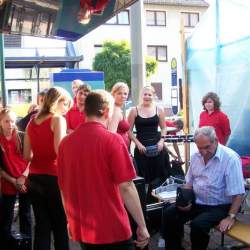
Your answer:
[135,225,150,249]
[177,203,192,212]
[219,216,235,232]
[16,176,28,193]
[16,175,26,186]
[16,184,27,193]
[136,143,146,154]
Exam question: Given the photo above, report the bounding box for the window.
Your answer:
[8,89,32,104]
[147,46,167,62]
[181,12,199,27]
[146,11,166,26]
[4,35,22,48]
[151,83,162,100]
[94,45,103,54]
[106,10,129,25]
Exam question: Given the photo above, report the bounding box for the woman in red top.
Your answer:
[24,87,72,250]
[66,83,91,133]
[0,108,31,249]
[199,92,231,145]
[108,82,130,148]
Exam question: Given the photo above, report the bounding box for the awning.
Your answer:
[5,55,83,68]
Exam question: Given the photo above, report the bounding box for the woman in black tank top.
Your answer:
[128,86,170,190]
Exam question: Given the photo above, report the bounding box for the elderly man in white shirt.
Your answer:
[162,126,245,250]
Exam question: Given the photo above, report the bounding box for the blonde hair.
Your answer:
[111,82,129,96]
[139,85,156,104]
[142,85,156,95]
[0,108,21,153]
[72,79,83,88]
[37,87,72,119]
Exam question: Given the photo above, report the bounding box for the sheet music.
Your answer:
[157,190,177,200]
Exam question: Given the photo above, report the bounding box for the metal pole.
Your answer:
[215,0,220,91]
[0,34,6,107]
[130,0,146,105]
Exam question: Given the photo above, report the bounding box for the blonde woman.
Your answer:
[128,86,169,185]
[0,108,31,249]
[24,87,72,250]
[108,82,130,148]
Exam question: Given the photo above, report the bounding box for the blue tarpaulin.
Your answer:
[187,0,250,156]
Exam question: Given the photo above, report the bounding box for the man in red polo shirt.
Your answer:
[58,90,149,250]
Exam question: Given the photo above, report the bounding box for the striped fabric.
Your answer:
[186,144,245,205]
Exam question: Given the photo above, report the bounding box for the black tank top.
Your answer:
[134,107,161,146]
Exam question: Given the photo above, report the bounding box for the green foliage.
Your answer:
[145,56,158,78]
[177,109,184,117]
[92,40,157,91]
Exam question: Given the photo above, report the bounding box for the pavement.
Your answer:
[63,213,250,250]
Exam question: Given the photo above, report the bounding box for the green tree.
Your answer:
[92,40,157,90]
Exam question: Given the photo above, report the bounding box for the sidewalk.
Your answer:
[68,214,250,250]
[148,213,250,250]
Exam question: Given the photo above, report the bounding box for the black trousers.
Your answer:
[0,193,32,250]
[162,203,231,250]
[28,174,69,250]
[81,238,136,250]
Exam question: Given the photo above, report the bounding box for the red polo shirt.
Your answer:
[199,110,231,145]
[58,122,136,244]
[0,133,28,194]
[65,106,85,131]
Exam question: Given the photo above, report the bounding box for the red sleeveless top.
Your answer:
[117,119,130,148]
[0,132,28,194]
[27,116,57,176]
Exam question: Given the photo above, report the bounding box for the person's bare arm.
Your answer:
[119,181,149,249]
[157,107,166,151]
[219,194,244,232]
[51,116,67,154]
[173,142,183,162]
[127,108,146,154]
[23,132,32,161]
[107,106,122,132]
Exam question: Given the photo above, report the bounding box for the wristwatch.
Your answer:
[228,213,236,220]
